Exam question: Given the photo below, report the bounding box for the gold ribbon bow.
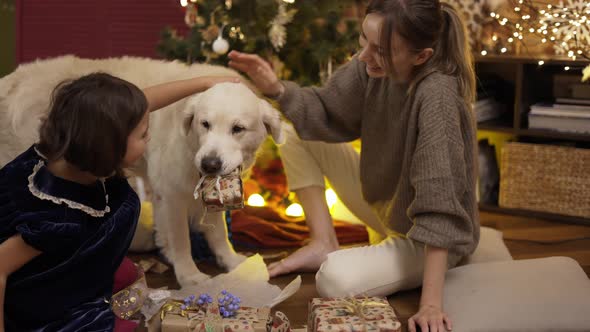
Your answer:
[339,296,388,320]
[159,300,204,320]
[159,300,224,332]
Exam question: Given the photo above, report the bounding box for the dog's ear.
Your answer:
[182,111,194,136]
[181,95,202,136]
[259,99,284,144]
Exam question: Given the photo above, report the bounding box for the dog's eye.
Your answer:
[232,125,245,135]
[201,121,210,130]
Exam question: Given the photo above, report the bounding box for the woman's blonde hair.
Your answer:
[366,0,476,105]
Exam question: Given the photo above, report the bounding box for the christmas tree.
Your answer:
[158,0,363,86]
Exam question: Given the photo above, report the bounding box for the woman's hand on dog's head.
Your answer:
[227,51,284,99]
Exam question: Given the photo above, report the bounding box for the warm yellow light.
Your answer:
[481,50,488,56]
[285,203,304,217]
[247,194,265,207]
[180,0,188,7]
[538,60,545,66]
[501,47,507,53]
[564,66,570,71]
[325,189,338,209]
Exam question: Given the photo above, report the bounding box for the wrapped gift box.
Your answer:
[199,168,244,212]
[308,297,401,332]
[161,301,272,332]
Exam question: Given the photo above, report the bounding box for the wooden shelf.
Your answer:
[479,203,590,226]
[474,54,588,66]
[475,57,590,142]
[475,56,589,224]
[516,128,590,142]
[478,118,515,134]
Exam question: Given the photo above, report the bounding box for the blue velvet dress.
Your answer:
[0,146,140,331]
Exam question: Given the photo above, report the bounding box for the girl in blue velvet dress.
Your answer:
[0,72,239,332]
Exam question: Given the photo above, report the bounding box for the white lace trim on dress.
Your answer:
[27,160,111,218]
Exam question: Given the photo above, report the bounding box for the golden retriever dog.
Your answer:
[0,55,284,286]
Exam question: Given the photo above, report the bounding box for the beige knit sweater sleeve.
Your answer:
[277,57,368,142]
[406,76,478,250]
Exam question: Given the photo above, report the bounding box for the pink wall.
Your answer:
[16,0,188,64]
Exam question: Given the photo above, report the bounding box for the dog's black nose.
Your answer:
[201,156,222,174]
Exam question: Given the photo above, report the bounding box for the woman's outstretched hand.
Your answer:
[408,304,452,332]
[228,51,284,98]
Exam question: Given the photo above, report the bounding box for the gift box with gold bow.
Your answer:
[308,297,401,332]
[161,301,290,332]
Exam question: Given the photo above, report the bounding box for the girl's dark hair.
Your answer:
[366,0,476,104]
[37,72,147,177]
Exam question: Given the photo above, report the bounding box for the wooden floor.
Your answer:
[132,211,590,331]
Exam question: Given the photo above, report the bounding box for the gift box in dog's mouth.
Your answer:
[194,167,244,212]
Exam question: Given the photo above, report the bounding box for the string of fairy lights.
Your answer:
[481,0,589,71]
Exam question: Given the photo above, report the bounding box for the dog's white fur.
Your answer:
[0,55,284,286]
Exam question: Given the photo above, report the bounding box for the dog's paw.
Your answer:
[177,271,211,287]
[217,253,247,271]
[174,261,210,286]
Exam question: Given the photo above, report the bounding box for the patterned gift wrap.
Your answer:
[307,297,401,332]
[110,266,148,320]
[161,301,290,332]
[200,168,244,212]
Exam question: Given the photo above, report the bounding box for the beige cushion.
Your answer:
[444,256,590,331]
[462,226,512,265]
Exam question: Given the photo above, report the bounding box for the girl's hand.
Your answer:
[143,76,241,113]
[408,304,452,332]
[228,51,284,98]
[201,76,241,90]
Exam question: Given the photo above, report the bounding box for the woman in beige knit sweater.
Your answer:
[229,1,480,331]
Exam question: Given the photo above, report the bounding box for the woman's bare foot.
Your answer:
[268,185,340,277]
[267,239,339,277]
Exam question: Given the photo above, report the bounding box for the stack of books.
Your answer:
[475,97,505,123]
[474,76,510,123]
[528,98,590,134]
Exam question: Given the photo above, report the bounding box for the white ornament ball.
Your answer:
[212,37,230,55]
